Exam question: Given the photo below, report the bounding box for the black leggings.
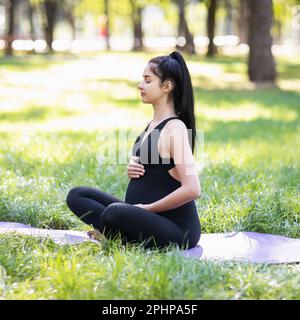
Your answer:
[66,186,193,250]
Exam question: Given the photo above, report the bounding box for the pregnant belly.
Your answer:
[125,175,180,205]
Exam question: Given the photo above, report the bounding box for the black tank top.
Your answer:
[125,117,182,205]
[133,116,179,167]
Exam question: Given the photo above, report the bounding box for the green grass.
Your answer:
[0,51,299,299]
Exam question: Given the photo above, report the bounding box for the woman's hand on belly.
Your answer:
[127,157,145,179]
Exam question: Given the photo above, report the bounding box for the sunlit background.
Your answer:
[0,0,300,54]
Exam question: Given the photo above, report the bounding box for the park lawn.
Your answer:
[0,51,299,299]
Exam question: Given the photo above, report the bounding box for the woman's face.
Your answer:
[138,63,163,104]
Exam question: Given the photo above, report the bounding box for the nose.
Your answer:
[138,82,143,90]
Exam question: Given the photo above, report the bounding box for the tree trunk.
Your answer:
[129,0,144,51]
[238,0,250,44]
[248,0,276,83]
[27,0,36,41]
[104,0,110,50]
[44,0,58,52]
[5,0,17,56]
[174,0,195,54]
[206,0,218,57]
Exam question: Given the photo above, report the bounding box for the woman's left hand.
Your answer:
[134,203,153,211]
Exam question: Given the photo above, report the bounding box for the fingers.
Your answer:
[128,169,145,178]
[127,163,145,172]
[129,163,144,170]
[127,163,145,179]
[127,157,145,178]
[131,175,141,178]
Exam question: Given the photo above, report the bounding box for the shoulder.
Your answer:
[160,119,189,149]
[166,118,186,130]
[163,119,188,136]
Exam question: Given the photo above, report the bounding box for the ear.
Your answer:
[162,80,174,93]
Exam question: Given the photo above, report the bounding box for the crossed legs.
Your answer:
[66,186,190,250]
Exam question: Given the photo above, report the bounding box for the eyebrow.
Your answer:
[143,74,152,78]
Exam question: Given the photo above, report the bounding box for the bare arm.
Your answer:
[147,186,199,212]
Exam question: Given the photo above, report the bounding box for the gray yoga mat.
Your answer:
[0,222,98,245]
[1,222,300,264]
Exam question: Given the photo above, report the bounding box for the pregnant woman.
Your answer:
[66,51,201,250]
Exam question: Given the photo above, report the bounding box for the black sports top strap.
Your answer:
[138,116,179,149]
[132,117,179,167]
[145,116,179,132]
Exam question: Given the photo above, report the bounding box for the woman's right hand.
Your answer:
[127,156,145,179]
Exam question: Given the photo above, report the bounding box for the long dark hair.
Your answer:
[148,51,196,154]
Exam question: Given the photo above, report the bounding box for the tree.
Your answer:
[43,0,59,52]
[205,0,218,57]
[173,0,195,54]
[224,0,234,35]
[238,0,250,44]
[27,0,37,42]
[61,0,84,41]
[5,0,17,56]
[129,0,144,51]
[248,0,276,83]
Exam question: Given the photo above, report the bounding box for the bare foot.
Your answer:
[87,229,105,241]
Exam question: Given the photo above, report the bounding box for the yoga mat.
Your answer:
[1,222,300,264]
[0,222,98,245]
[182,232,300,264]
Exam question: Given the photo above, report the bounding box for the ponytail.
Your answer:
[169,51,196,153]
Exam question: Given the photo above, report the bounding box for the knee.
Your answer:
[101,202,124,225]
[66,186,82,206]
